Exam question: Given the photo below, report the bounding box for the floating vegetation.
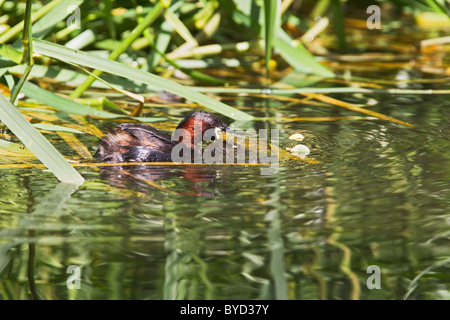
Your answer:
[286,144,311,158]
[288,133,305,142]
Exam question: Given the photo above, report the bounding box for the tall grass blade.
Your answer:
[0,93,84,184]
[145,31,228,84]
[65,30,95,50]
[275,30,334,77]
[164,6,197,45]
[10,0,34,105]
[9,64,146,91]
[0,44,22,64]
[69,2,164,99]
[263,0,280,76]
[27,0,84,40]
[33,39,253,121]
[424,0,450,17]
[232,0,333,78]
[330,0,347,51]
[0,0,63,44]
[32,123,84,134]
[148,20,173,71]
[21,81,167,122]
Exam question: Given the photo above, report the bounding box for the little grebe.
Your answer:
[95,111,230,163]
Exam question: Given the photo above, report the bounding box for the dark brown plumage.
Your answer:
[95,111,229,163]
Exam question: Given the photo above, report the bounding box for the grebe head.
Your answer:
[175,111,229,146]
[177,111,229,132]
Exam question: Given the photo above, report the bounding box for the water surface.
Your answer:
[1,88,449,300]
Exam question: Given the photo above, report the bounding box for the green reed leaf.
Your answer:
[21,81,167,122]
[33,39,253,121]
[33,123,84,133]
[263,0,279,76]
[0,93,84,184]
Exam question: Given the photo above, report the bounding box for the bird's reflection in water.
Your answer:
[98,164,235,197]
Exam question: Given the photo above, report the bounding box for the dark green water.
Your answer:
[0,88,449,300]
